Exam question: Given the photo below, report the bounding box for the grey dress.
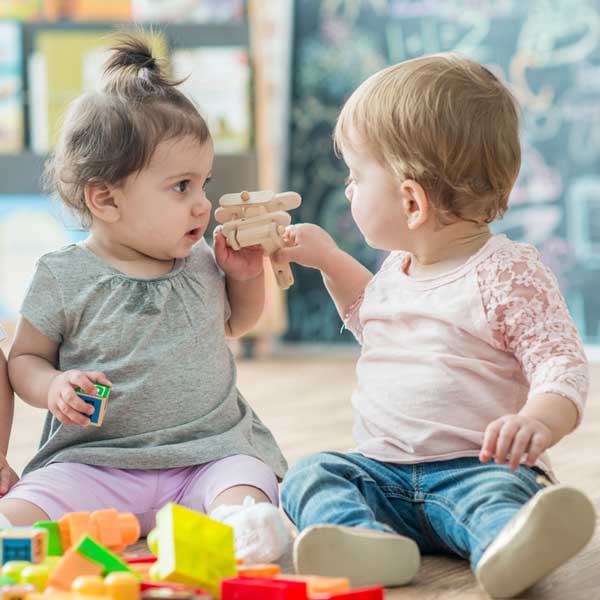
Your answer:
[20,239,287,478]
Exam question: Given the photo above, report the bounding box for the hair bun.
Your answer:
[105,33,159,77]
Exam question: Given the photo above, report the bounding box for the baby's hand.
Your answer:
[274,224,339,271]
[0,453,19,496]
[48,370,112,426]
[480,414,552,471]
[213,229,265,281]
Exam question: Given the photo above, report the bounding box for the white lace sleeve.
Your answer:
[477,243,589,425]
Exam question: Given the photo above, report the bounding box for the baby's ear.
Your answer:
[84,183,120,223]
[400,179,429,230]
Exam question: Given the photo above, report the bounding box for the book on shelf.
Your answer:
[173,46,251,153]
[0,20,24,153]
[28,29,167,152]
[0,0,62,20]
[131,0,245,23]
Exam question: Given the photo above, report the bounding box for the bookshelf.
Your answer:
[0,21,257,198]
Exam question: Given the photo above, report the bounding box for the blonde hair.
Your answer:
[334,53,521,224]
[45,33,211,226]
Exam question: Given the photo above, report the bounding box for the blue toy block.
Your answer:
[0,529,47,565]
[75,384,110,427]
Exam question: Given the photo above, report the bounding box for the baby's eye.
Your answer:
[203,176,212,190]
[172,180,191,193]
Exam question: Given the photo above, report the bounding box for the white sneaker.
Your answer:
[293,524,420,588]
[476,485,596,598]
[210,496,291,563]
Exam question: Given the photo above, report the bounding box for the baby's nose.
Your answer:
[192,198,210,217]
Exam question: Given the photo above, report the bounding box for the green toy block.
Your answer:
[75,535,140,578]
[75,383,111,399]
[33,521,63,556]
[147,503,236,599]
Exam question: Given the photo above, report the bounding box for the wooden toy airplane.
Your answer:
[215,190,302,289]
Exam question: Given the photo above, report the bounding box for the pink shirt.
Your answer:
[344,235,588,478]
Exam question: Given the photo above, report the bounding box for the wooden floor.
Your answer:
[5,351,600,600]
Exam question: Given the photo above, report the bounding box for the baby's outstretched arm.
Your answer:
[0,347,18,495]
[8,317,110,426]
[275,224,373,320]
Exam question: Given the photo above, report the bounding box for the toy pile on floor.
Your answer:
[0,503,383,600]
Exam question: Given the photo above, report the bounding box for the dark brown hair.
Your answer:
[45,32,211,225]
[335,53,521,224]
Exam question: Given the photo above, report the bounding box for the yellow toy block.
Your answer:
[104,573,140,600]
[19,563,51,591]
[147,503,236,599]
[0,529,48,565]
[1,561,31,582]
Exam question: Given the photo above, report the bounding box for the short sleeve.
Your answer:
[20,261,66,343]
[477,243,588,425]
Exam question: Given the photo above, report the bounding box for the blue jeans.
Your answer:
[281,452,545,569]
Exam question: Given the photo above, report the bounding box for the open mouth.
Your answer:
[186,227,202,239]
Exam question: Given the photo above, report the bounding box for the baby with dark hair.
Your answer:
[1,33,290,564]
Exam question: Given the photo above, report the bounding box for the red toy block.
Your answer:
[222,577,308,600]
[315,587,384,600]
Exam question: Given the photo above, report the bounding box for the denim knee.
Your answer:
[281,452,348,523]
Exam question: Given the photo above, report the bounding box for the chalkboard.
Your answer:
[286,0,600,344]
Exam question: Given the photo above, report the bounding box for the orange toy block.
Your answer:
[58,514,94,551]
[47,546,104,590]
[279,576,350,597]
[237,564,281,578]
[90,510,140,553]
[58,511,140,553]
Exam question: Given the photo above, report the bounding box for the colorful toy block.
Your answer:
[1,562,31,582]
[75,383,110,426]
[237,564,281,578]
[19,563,51,591]
[147,503,237,599]
[46,546,104,590]
[74,536,138,577]
[58,510,140,553]
[278,576,350,597]
[69,573,140,600]
[221,577,307,600]
[0,583,35,600]
[140,580,207,596]
[72,575,105,596]
[0,529,47,565]
[317,588,383,600]
[33,521,63,556]
[104,573,141,600]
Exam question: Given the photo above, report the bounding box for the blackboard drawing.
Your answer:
[287,0,600,344]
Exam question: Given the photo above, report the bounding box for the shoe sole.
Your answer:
[293,525,420,588]
[476,485,596,598]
